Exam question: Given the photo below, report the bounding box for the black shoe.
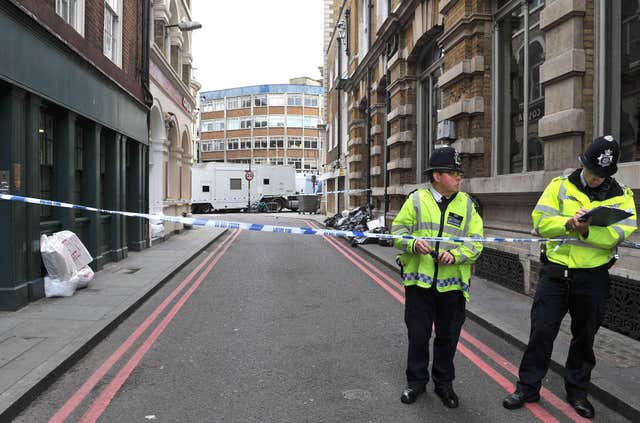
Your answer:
[400,385,425,404]
[434,386,459,408]
[502,391,541,409]
[568,397,594,419]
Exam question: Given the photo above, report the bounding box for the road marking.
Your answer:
[50,229,240,423]
[308,221,583,423]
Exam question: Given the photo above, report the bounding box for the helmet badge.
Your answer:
[597,149,613,167]
[453,151,461,166]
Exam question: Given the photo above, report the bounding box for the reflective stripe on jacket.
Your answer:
[533,175,637,268]
[391,189,484,300]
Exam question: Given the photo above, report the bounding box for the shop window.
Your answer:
[495,0,545,174]
[39,112,54,218]
[74,125,84,205]
[604,0,640,162]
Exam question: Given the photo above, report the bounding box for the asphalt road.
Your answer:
[13,213,632,422]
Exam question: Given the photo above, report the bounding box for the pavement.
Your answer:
[0,212,638,421]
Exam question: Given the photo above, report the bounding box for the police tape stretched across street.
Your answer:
[0,192,569,245]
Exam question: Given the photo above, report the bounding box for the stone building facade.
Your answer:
[324,0,640,338]
[148,0,200,241]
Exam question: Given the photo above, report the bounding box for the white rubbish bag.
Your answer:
[53,230,93,269]
[44,274,79,297]
[40,234,77,282]
[76,265,95,289]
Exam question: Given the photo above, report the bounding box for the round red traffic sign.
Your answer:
[244,170,254,181]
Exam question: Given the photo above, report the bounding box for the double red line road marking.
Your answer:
[49,229,241,423]
[306,220,590,423]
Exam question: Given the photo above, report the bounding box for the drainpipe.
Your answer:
[141,0,153,107]
[383,63,389,223]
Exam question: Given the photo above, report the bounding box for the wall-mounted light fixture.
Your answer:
[166,20,202,32]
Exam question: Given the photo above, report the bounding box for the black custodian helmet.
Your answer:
[423,146,462,175]
[578,135,620,177]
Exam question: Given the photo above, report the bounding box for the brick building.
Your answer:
[0,0,151,310]
[324,0,640,339]
[198,82,324,175]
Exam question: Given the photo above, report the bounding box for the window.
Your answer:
[376,0,389,30]
[56,0,84,35]
[253,116,268,128]
[263,178,270,185]
[303,116,318,128]
[417,41,442,181]
[240,96,252,108]
[227,117,241,130]
[288,136,302,148]
[268,115,285,127]
[288,95,302,106]
[495,0,545,174]
[226,97,241,109]
[212,139,225,151]
[254,95,267,107]
[254,137,268,149]
[240,138,252,149]
[304,96,319,107]
[227,138,239,150]
[201,99,224,112]
[103,0,122,66]
[39,111,54,218]
[269,94,285,106]
[287,115,303,127]
[304,136,318,149]
[202,185,210,192]
[269,137,284,149]
[230,178,242,190]
[201,119,225,132]
[604,0,640,162]
[288,157,302,169]
[359,0,370,59]
[240,117,252,129]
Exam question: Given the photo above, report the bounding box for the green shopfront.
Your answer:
[0,3,149,310]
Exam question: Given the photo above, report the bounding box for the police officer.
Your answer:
[503,136,637,418]
[392,147,483,408]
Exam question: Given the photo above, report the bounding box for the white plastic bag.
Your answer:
[40,234,77,281]
[76,265,95,289]
[44,274,79,297]
[54,230,93,269]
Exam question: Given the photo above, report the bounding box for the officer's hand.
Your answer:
[414,240,432,255]
[566,209,590,235]
[438,251,455,265]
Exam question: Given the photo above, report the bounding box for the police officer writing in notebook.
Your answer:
[502,136,637,418]
[392,147,483,409]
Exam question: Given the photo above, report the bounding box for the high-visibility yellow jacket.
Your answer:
[533,171,637,268]
[391,189,484,300]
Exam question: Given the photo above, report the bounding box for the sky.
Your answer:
[191,0,324,92]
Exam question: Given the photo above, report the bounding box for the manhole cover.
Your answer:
[342,389,371,401]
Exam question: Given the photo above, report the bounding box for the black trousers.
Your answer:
[517,264,610,400]
[404,284,466,388]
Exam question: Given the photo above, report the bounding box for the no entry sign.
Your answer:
[244,170,254,181]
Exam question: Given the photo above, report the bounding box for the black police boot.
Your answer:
[400,385,425,404]
[434,385,459,408]
[502,391,540,409]
[568,397,595,419]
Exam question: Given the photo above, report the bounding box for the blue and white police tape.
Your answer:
[297,188,371,196]
[0,192,575,244]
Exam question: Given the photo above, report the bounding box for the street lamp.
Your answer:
[166,21,202,32]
